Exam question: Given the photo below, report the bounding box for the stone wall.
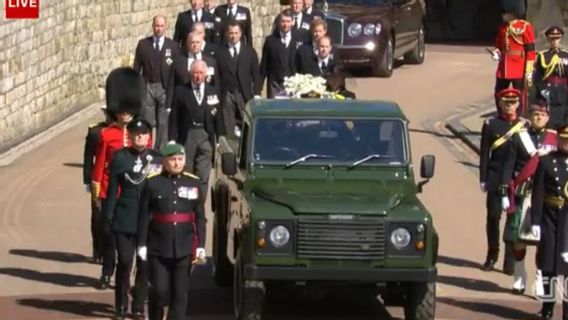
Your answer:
[527,0,568,49]
[0,0,282,152]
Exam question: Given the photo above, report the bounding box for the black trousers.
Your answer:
[486,191,514,266]
[114,232,148,313]
[90,200,104,259]
[541,272,568,319]
[148,255,190,320]
[494,78,525,116]
[101,206,116,278]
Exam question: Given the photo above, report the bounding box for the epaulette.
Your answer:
[147,172,160,179]
[183,171,200,179]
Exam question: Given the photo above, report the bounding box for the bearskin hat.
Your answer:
[501,0,526,17]
[105,67,145,116]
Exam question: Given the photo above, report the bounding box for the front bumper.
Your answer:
[244,264,437,282]
[337,44,377,66]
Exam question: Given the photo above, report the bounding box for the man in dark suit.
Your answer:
[166,31,220,108]
[192,22,220,56]
[168,60,225,198]
[261,9,299,98]
[273,0,312,45]
[205,0,217,14]
[296,20,337,73]
[214,0,253,46]
[133,15,178,150]
[304,0,324,19]
[217,21,261,137]
[173,0,217,49]
[297,36,339,76]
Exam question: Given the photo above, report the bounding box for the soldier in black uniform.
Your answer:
[499,101,556,294]
[531,126,568,320]
[137,143,206,320]
[104,119,162,320]
[534,26,568,129]
[479,85,527,274]
[82,106,111,264]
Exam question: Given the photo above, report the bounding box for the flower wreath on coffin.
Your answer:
[274,73,350,100]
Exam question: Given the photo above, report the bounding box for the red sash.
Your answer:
[507,131,557,214]
[152,212,199,259]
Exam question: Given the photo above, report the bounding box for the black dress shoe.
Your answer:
[97,275,110,290]
[482,259,496,271]
[132,311,145,320]
[540,310,553,320]
[114,308,126,320]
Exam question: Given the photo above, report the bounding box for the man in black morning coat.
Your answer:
[214,0,253,45]
[173,0,217,49]
[133,15,178,149]
[217,20,261,137]
[168,59,225,199]
[260,9,299,98]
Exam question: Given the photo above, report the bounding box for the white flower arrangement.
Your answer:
[282,73,329,98]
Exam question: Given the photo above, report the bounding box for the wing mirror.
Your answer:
[221,152,238,176]
[417,154,435,192]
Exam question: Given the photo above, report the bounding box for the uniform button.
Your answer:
[174,222,177,226]
[173,201,177,204]
[556,177,560,181]
[555,168,558,172]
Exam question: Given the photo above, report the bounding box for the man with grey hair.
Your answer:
[191,21,219,56]
[133,15,177,150]
[168,59,225,199]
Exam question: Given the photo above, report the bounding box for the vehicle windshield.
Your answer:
[251,118,407,165]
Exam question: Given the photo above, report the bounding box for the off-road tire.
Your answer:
[403,281,435,320]
[404,26,425,65]
[373,35,394,77]
[234,250,265,320]
[213,186,233,286]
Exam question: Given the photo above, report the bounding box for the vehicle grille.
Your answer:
[297,217,386,261]
[325,16,344,45]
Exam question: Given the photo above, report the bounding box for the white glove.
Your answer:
[531,225,541,241]
[196,247,206,261]
[137,246,147,261]
[253,95,261,99]
[480,183,487,193]
[562,252,568,263]
[167,140,176,145]
[501,197,510,210]
[540,89,550,100]
[85,184,91,193]
[491,51,500,61]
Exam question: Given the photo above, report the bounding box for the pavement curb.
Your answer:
[444,98,495,155]
[0,103,103,167]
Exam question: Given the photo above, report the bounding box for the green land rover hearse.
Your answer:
[210,98,438,320]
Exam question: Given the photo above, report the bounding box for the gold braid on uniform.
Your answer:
[506,19,528,49]
[124,155,156,185]
[563,180,568,199]
[539,51,564,79]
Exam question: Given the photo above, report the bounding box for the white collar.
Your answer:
[231,41,241,50]
[192,82,204,91]
[318,56,330,64]
[306,7,312,14]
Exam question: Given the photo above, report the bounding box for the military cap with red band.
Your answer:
[496,85,522,102]
[558,126,568,139]
[545,26,564,39]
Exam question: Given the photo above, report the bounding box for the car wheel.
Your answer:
[234,249,265,320]
[403,281,436,320]
[372,35,394,78]
[404,26,425,65]
[213,186,233,286]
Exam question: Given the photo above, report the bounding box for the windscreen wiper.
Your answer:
[347,154,392,170]
[284,154,333,169]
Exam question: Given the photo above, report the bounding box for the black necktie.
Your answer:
[228,8,234,19]
[321,61,327,73]
[294,16,299,29]
[231,46,237,58]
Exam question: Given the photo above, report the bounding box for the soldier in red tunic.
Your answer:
[489,0,536,116]
[91,67,150,289]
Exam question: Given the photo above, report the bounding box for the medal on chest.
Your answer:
[133,156,143,173]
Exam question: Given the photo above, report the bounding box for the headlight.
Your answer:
[347,23,362,37]
[269,225,290,248]
[363,23,375,35]
[375,23,382,35]
[390,227,411,250]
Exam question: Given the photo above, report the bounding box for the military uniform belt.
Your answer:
[546,77,568,86]
[544,195,566,208]
[152,212,195,223]
[505,49,524,57]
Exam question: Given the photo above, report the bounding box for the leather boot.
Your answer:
[482,250,498,271]
[512,260,526,294]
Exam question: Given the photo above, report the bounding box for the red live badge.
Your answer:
[5,0,39,19]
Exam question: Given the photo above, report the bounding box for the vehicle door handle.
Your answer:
[230,196,238,202]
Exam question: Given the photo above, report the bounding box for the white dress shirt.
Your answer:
[153,36,164,50]
[193,82,205,104]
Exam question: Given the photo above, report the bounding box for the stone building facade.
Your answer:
[0,1,282,152]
